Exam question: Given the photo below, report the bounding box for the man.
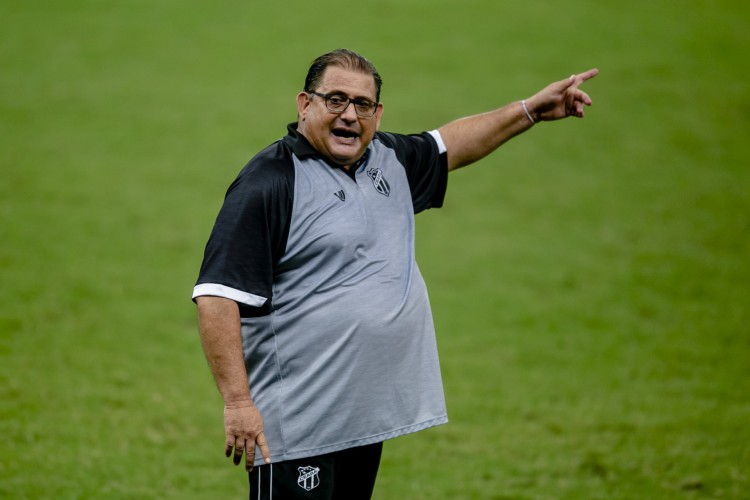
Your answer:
[193,48,597,499]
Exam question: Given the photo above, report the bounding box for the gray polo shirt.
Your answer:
[194,123,449,465]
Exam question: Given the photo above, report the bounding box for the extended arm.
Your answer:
[439,69,599,171]
[196,295,271,470]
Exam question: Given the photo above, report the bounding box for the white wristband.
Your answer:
[521,99,536,124]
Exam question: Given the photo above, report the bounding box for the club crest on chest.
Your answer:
[366,168,390,197]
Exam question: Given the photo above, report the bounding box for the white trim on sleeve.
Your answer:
[192,283,267,307]
[428,129,447,154]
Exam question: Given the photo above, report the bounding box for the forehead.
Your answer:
[318,66,377,100]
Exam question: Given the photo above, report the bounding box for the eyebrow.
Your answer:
[325,90,377,102]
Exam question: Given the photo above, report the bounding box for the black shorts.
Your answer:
[249,442,383,500]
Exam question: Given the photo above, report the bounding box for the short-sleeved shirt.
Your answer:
[193,123,449,465]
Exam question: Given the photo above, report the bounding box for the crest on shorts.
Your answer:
[297,466,320,491]
[366,168,390,197]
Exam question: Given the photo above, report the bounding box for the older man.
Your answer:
[193,48,597,499]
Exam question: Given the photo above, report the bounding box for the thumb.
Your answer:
[562,74,577,90]
[547,74,577,95]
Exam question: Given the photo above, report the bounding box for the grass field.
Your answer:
[1,0,749,498]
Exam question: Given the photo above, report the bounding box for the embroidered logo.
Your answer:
[333,190,346,202]
[297,466,320,491]
[366,168,390,197]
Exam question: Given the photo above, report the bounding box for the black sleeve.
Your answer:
[194,141,294,316]
[376,131,448,214]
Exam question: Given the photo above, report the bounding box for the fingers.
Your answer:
[233,439,245,466]
[580,88,593,105]
[566,85,593,118]
[245,445,255,472]
[222,403,270,471]
[576,68,599,83]
[555,74,578,93]
[570,95,590,117]
[574,101,585,117]
[256,431,272,465]
[532,68,597,121]
[556,68,599,97]
[569,88,592,107]
[225,434,271,471]
[243,431,272,471]
[570,71,597,94]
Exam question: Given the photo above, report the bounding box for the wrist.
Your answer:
[224,396,254,409]
[521,99,537,125]
[224,399,255,410]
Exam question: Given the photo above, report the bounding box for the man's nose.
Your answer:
[340,101,358,120]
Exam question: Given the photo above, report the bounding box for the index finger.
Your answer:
[256,431,272,464]
[576,68,599,83]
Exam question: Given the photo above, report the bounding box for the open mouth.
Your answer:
[331,128,359,141]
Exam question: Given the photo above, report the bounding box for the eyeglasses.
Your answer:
[308,92,378,118]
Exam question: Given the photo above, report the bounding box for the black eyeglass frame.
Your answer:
[308,91,379,118]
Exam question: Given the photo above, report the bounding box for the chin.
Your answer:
[330,149,362,166]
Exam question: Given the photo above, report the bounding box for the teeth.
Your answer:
[333,129,357,138]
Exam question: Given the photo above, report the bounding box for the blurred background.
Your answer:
[1,1,748,498]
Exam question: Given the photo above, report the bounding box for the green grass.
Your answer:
[2,0,749,498]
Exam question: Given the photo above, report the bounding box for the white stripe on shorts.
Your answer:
[256,463,273,500]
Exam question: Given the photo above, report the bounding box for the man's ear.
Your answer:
[296,92,311,121]
[374,102,384,130]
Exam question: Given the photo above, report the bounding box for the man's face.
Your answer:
[296,66,383,169]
